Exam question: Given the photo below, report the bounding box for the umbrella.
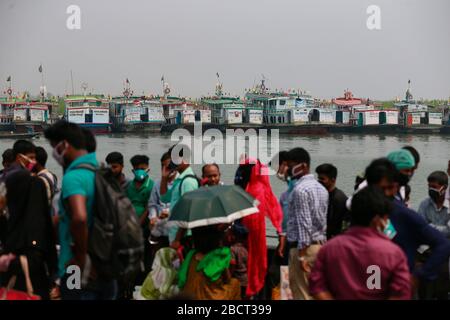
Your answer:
[168,185,259,229]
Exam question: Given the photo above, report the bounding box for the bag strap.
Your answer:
[178,174,199,193]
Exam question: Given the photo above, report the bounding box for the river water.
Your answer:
[1,133,449,242]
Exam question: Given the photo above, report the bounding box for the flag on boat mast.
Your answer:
[6,76,11,82]
[126,78,130,84]
[216,72,220,78]
[38,64,43,73]
[161,75,164,82]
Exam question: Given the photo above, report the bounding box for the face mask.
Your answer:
[133,169,149,181]
[378,219,397,240]
[429,187,446,202]
[397,173,411,186]
[288,163,306,179]
[52,141,67,167]
[277,172,287,181]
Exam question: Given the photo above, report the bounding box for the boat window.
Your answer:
[280,100,286,106]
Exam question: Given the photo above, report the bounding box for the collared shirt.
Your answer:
[287,174,329,250]
[390,199,450,281]
[58,152,98,278]
[309,226,411,300]
[418,197,450,237]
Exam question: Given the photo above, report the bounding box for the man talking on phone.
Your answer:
[160,145,199,249]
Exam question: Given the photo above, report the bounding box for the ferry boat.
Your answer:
[110,97,165,133]
[0,96,57,133]
[64,94,111,133]
[0,97,17,132]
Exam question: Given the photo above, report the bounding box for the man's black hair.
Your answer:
[35,146,48,167]
[365,158,397,185]
[12,140,35,158]
[2,149,14,164]
[286,147,310,166]
[402,146,420,165]
[351,186,392,227]
[315,163,338,180]
[427,171,448,186]
[160,152,171,163]
[44,120,86,150]
[202,163,220,175]
[105,152,124,165]
[130,155,149,168]
[82,128,96,153]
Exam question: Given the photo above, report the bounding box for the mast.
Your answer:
[70,70,74,95]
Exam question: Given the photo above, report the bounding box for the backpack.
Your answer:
[178,174,201,193]
[75,164,144,282]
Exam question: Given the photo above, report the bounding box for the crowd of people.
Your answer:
[0,119,449,300]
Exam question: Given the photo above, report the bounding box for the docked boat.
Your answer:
[110,96,165,133]
[64,94,111,133]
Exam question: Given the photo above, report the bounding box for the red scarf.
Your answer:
[241,158,282,297]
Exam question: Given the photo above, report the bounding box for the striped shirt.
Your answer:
[287,174,329,250]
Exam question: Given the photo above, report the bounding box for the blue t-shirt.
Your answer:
[58,152,98,278]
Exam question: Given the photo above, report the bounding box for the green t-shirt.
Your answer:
[126,177,154,217]
[58,152,98,278]
[164,167,199,242]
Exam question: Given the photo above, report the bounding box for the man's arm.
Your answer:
[388,251,413,300]
[68,195,88,270]
[413,212,450,281]
[309,246,333,300]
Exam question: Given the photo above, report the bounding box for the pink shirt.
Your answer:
[309,226,411,300]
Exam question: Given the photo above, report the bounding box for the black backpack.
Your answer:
[75,164,144,282]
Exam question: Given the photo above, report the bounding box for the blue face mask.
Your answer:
[381,219,397,240]
[287,177,297,192]
[133,169,148,182]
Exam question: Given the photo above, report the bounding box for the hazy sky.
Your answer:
[1,0,449,100]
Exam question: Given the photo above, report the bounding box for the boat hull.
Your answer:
[77,123,111,134]
[111,122,164,133]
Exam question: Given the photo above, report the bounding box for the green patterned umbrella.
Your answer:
[168,185,259,229]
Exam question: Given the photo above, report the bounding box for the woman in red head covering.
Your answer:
[234,157,283,298]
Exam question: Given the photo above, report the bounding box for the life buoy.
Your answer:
[164,88,170,95]
[7,88,12,95]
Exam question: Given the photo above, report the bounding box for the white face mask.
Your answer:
[276,172,287,181]
[52,141,67,167]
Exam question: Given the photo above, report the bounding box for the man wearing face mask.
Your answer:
[418,171,449,237]
[0,140,37,182]
[44,121,118,300]
[285,148,328,300]
[417,171,450,299]
[315,163,349,239]
[310,186,411,300]
[365,158,450,296]
[387,149,416,203]
[125,155,154,283]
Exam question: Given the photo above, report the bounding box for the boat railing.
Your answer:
[0,115,13,124]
